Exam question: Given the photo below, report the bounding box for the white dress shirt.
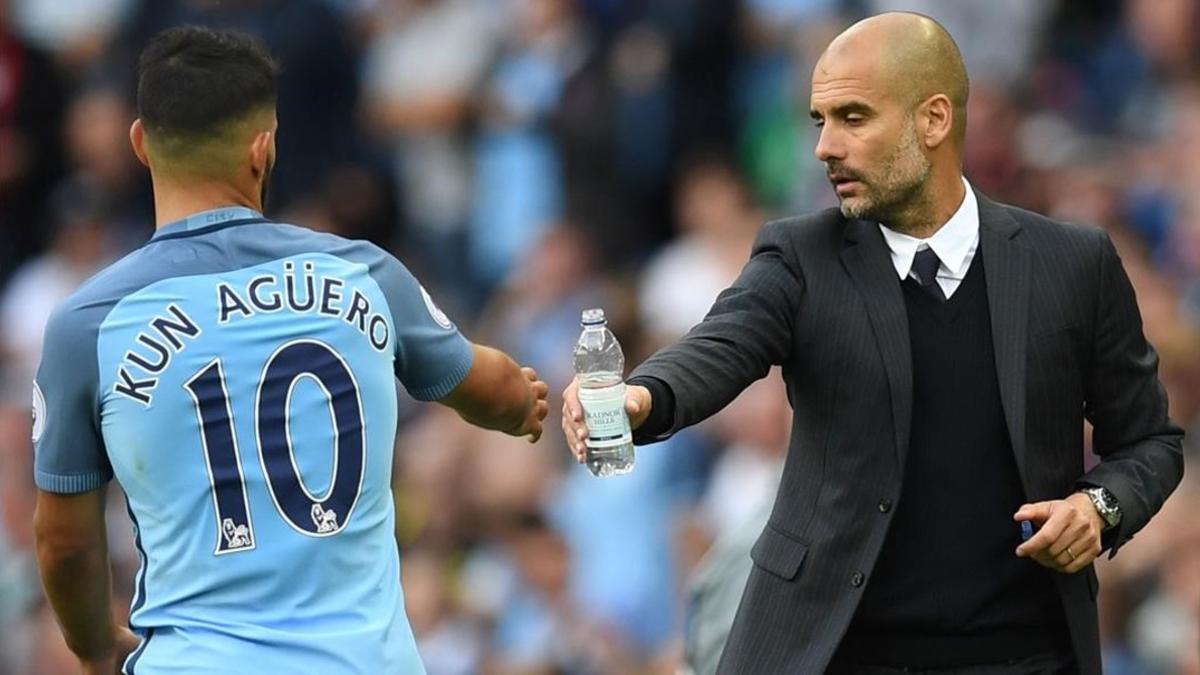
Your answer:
[878,177,979,299]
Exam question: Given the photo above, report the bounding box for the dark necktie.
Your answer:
[911,247,947,302]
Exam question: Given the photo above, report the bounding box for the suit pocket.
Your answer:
[750,523,809,581]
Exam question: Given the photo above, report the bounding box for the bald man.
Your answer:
[562,12,1183,675]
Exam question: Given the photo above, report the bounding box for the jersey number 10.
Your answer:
[183,339,365,555]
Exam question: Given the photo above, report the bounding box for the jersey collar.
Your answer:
[152,206,266,241]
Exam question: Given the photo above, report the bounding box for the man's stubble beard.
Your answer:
[837,119,931,226]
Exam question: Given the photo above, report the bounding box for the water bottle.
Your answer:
[573,308,635,477]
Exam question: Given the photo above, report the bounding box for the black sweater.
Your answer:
[839,252,1069,667]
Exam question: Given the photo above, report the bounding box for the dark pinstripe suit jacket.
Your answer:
[631,191,1185,674]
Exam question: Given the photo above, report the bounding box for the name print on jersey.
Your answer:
[216,260,391,349]
[114,304,202,404]
[113,258,392,406]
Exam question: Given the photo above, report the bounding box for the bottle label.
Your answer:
[578,382,632,448]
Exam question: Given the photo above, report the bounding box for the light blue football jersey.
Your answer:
[33,207,474,674]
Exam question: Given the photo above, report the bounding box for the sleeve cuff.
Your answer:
[406,346,475,401]
[627,375,676,445]
[35,468,112,494]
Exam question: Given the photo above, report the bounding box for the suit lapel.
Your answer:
[840,195,1032,484]
[978,195,1032,489]
[840,220,912,472]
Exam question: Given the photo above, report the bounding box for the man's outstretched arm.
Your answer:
[439,344,549,442]
[34,486,139,674]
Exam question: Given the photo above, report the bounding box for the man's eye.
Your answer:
[813,119,825,128]
[846,116,865,125]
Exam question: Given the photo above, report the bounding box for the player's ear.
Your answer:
[249,130,273,179]
[129,119,151,168]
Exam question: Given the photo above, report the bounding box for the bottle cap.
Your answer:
[581,308,607,326]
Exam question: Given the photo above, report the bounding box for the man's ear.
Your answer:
[130,119,151,168]
[249,130,273,178]
[919,93,953,150]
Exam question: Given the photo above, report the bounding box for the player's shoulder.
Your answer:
[252,221,404,272]
[40,257,142,359]
[251,222,428,310]
[989,199,1109,258]
[48,245,162,343]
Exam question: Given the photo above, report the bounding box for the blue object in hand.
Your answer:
[1020,520,1035,541]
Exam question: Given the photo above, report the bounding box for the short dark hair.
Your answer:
[137,26,277,140]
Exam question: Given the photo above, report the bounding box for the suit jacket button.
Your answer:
[878,499,892,513]
[851,571,865,587]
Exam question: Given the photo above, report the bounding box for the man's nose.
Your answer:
[814,125,845,163]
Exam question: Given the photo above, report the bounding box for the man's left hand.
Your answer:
[1013,493,1105,573]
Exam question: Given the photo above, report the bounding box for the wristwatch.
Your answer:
[1082,487,1122,531]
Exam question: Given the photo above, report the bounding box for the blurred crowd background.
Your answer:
[0,0,1198,673]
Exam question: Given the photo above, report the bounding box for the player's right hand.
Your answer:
[561,378,651,463]
[78,625,141,674]
[512,366,549,443]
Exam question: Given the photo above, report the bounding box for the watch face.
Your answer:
[1090,488,1120,526]
[1102,492,1118,510]
[1096,489,1118,510]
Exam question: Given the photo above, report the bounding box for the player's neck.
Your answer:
[152,179,263,230]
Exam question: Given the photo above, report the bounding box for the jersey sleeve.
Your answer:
[363,247,474,401]
[32,303,112,493]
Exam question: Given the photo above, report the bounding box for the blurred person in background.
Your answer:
[483,511,604,674]
[866,0,1054,91]
[32,26,547,674]
[0,399,40,674]
[0,0,66,283]
[563,12,1184,674]
[682,370,790,675]
[7,0,134,71]
[1095,471,1200,674]
[401,546,485,675]
[549,415,706,671]
[734,0,841,213]
[361,0,501,304]
[638,152,763,349]
[0,178,113,391]
[0,189,117,669]
[1039,0,1196,137]
[469,0,584,296]
[478,221,609,388]
[60,85,155,246]
[1127,488,1200,674]
[599,0,741,260]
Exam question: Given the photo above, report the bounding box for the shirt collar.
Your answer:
[152,206,264,240]
[878,177,979,281]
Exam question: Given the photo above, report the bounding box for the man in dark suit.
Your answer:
[562,11,1184,675]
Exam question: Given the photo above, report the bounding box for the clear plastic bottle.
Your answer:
[573,308,635,477]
